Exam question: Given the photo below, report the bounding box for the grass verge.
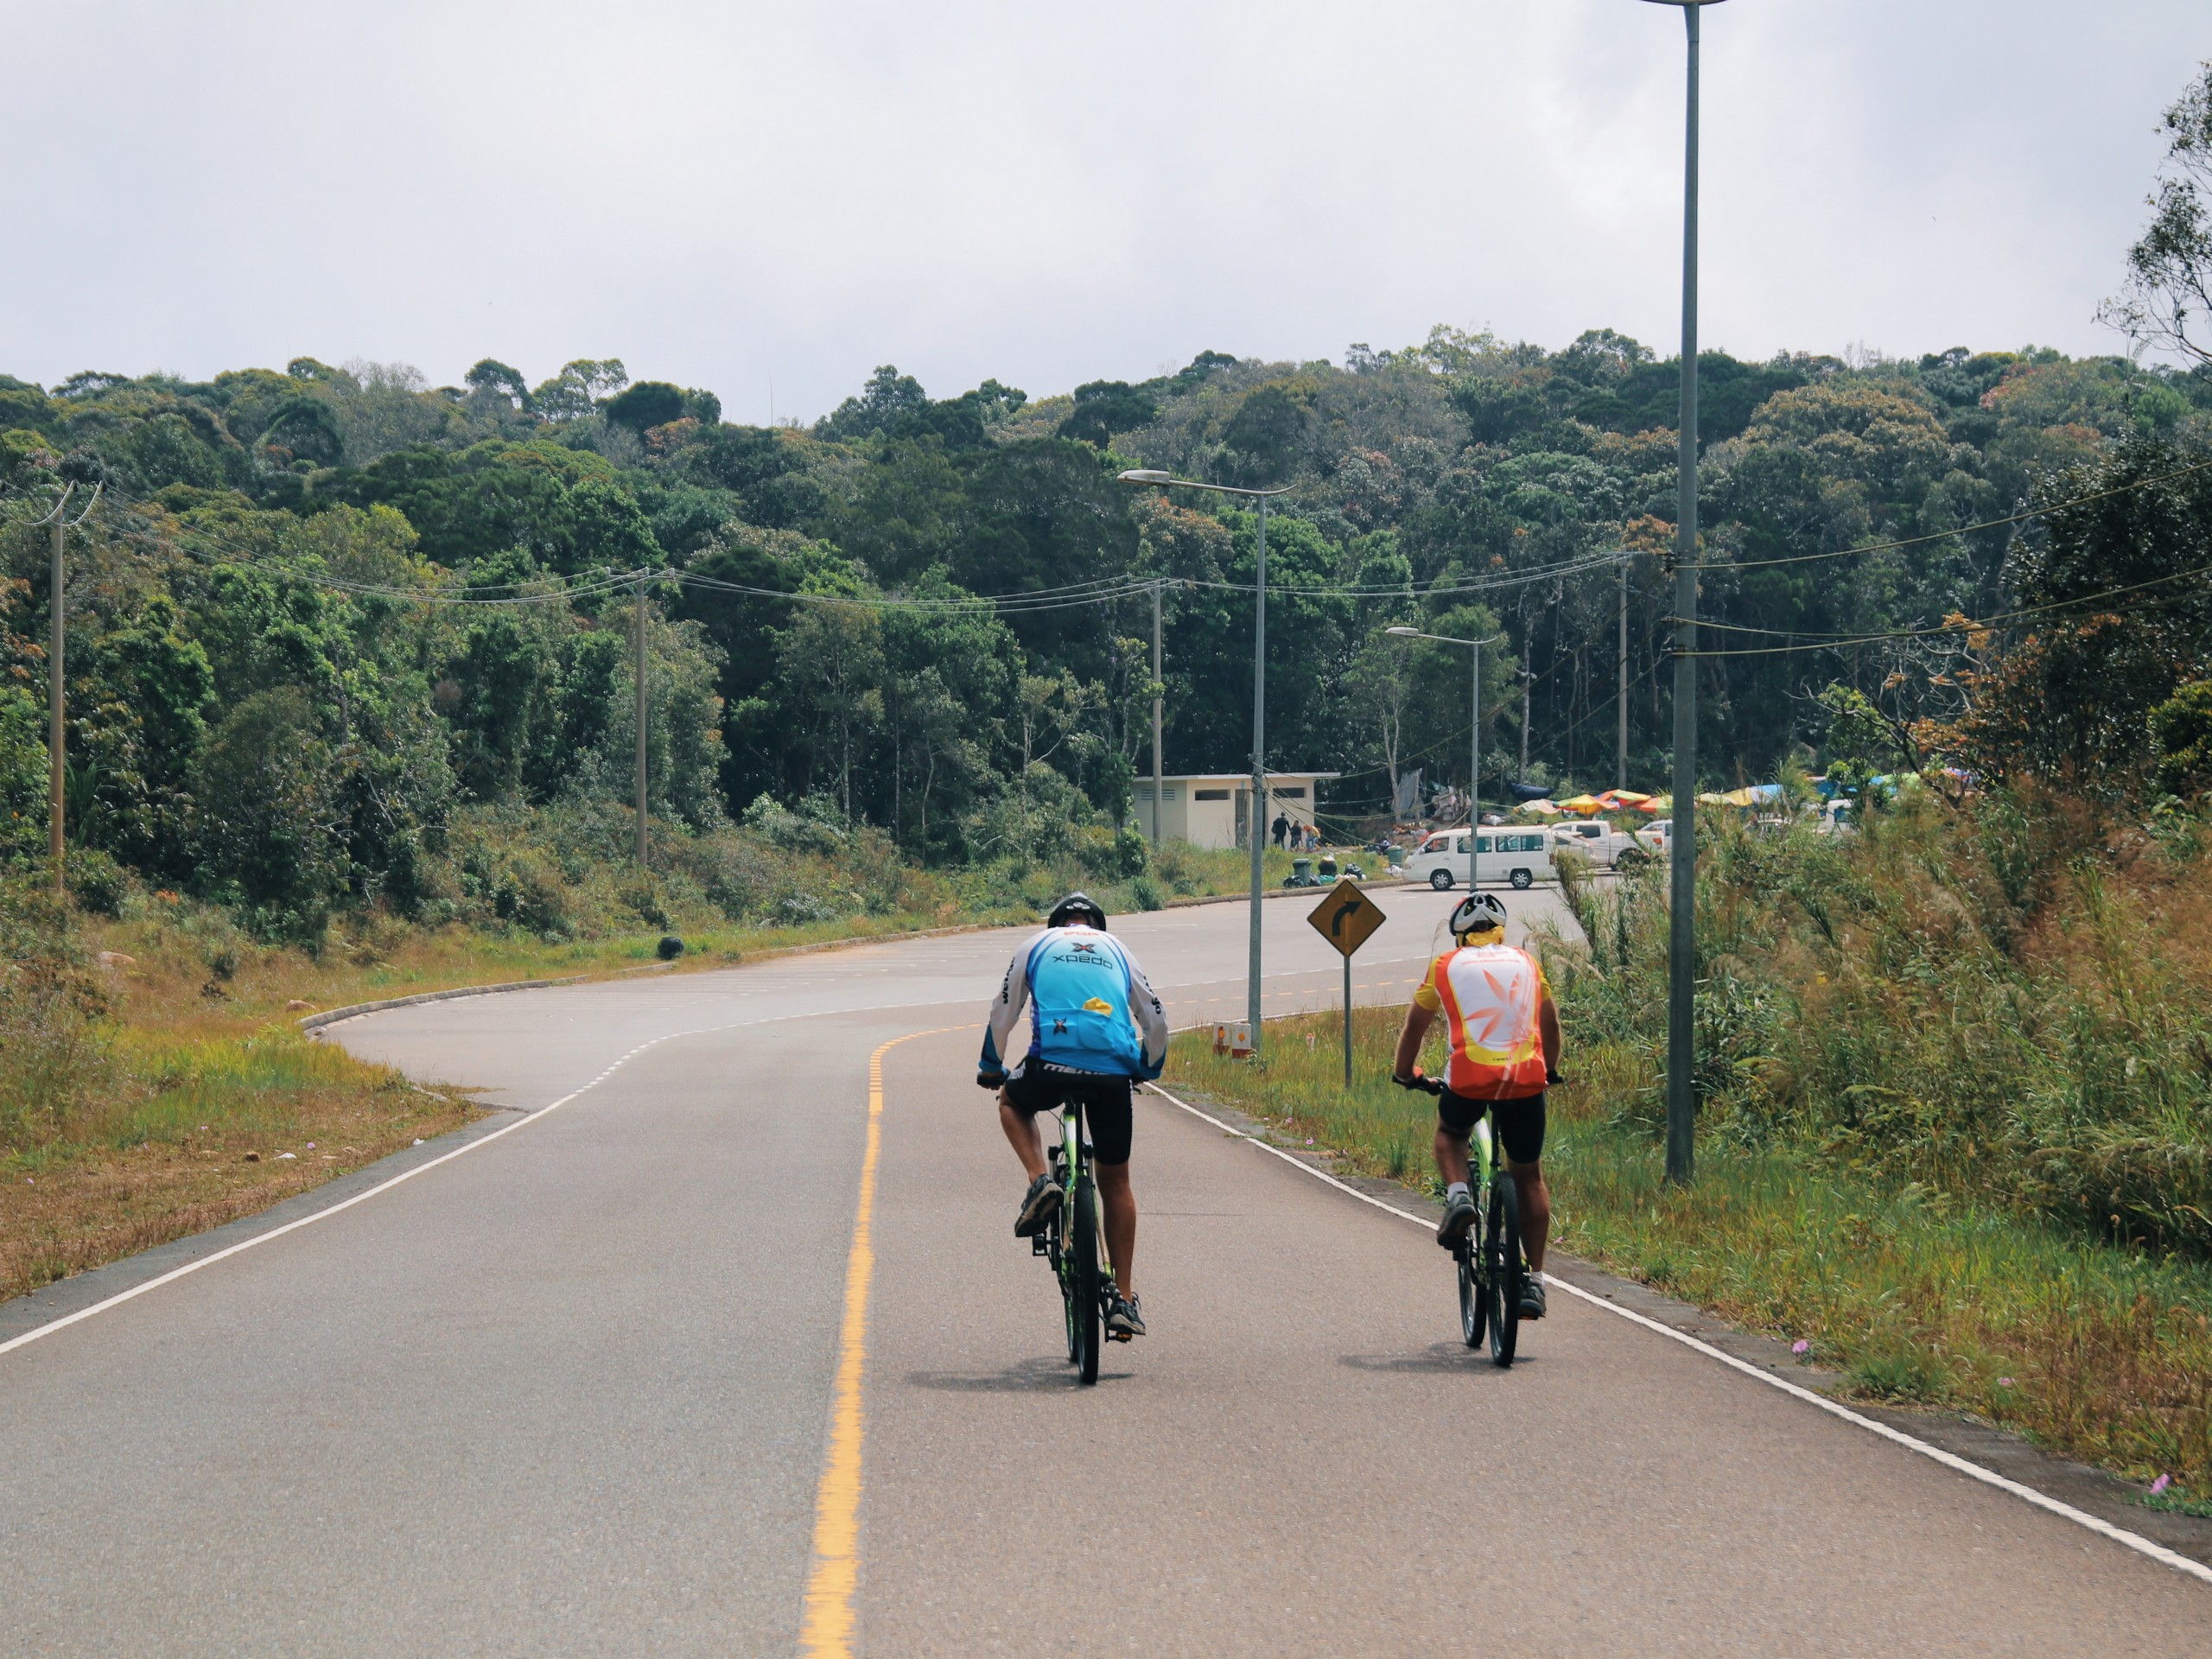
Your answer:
[3,840,1295,1307]
[1164,1002,2212,1501]
[3,1020,474,1303]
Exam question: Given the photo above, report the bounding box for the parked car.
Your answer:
[1548,819,1654,869]
[1402,829,1557,891]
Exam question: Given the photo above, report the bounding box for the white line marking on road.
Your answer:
[0,1001,960,1361]
[1141,1080,2212,1590]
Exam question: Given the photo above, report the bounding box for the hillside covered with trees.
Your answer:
[6,321,2212,938]
[5,319,2210,941]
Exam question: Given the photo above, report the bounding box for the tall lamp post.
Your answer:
[1119,469,1292,1052]
[1387,627,1499,892]
[1644,0,1726,1185]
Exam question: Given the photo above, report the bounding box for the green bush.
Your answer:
[2153,681,2212,798]
[65,849,130,918]
[0,686,46,868]
[1549,791,2212,1253]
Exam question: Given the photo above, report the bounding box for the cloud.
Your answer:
[6,1,2207,419]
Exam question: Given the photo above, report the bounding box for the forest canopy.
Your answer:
[8,142,2212,941]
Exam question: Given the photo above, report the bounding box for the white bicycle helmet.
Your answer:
[1448,891,1510,940]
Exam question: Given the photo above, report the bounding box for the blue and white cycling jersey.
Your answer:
[979,925,1168,1081]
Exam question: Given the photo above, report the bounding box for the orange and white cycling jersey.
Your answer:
[1413,943,1550,1099]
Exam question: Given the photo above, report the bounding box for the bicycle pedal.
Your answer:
[1031,1234,1050,1256]
[1105,1327,1134,1343]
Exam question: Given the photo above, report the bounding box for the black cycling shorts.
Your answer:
[1436,1089,1546,1166]
[1003,1064,1135,1166]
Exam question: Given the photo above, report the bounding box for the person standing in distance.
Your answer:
[1391,890,1560,1319]
[977,893,1168,1338]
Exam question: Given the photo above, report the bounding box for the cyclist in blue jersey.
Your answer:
[977,893,1169,1338]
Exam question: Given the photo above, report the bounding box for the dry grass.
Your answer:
[0,837,1288,1306]
[1,982,480,1302]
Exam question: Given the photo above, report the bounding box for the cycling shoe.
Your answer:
[1014,1173,1061,1237]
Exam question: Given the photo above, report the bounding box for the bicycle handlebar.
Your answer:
[1394,1071,1568,1094]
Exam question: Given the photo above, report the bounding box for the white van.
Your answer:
[1402,829,1557,891]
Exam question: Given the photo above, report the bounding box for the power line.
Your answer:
[1672,560,2212,658]
[1711,452,2212,573]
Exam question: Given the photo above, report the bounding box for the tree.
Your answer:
[465,359,532,412]
[1058,380,1156,448]
[260,396,346,467]
[2101,61,2212,365]
[816,365,928,443]
[1344,633,1417,809]
[531,359,627,422]
[191,686,344,937]
[0,685,45,866]
[603,380,687,434]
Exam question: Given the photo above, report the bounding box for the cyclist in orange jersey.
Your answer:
[1390,890,1561,1319]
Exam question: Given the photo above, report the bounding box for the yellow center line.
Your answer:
[799,1025,957,1658]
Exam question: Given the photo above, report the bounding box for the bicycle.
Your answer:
[1031,1097,1122,1385]
[1397,1074,1527,1368]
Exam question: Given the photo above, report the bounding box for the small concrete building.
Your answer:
[1131,772,1340,849]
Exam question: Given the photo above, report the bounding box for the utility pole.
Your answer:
[1619,552,1630,791]
[1470,639,1484,890]
[41,482,98,899]
[1647,0,1721,1186]
[1520,664,1531,785]
[634,572,649,868]
[48,507,67,897]
[1249,494,1268,1051]
[1151,581,1164,844]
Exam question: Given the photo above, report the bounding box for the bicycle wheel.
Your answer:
[1049,1214,1080,1364]
[1457,1239,1486,1349]
[1070,1173,1103,1385]
[1487,1172,1523,1368]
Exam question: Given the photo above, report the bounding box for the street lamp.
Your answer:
[1643,0,1726,1185]
[1118,469,1293,1052]
[1387,627,1500,893]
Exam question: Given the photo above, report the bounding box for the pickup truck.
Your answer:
[1549,819,1662,869]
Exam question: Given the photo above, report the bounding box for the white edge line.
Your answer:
[3,993,992,1359]
[1141,1078,2212,1590]
[0,1038,658,1359]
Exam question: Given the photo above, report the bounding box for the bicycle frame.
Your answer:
[1053,1102,1116,1288]
[1037,1096,1120,1383]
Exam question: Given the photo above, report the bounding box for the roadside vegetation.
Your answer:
[0,825,1284,1304]
[1167,789,2212,1498]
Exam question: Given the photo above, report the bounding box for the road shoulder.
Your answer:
[1147,1079,2212,1571]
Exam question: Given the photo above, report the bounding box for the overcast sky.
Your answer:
[9,3,2209,422]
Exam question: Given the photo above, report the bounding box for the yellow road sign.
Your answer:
[1307,878,1385,959]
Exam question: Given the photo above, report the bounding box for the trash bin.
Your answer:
[1284,856,1315,887]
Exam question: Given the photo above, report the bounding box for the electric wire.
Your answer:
[1706,453,2212,573]
[1672,561,2212,658]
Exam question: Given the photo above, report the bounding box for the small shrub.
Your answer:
[66,849,130,918]
[775,891,837,926]
[1848,1338,1955,1404]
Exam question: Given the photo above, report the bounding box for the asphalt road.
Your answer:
[3,884,2206,1655]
